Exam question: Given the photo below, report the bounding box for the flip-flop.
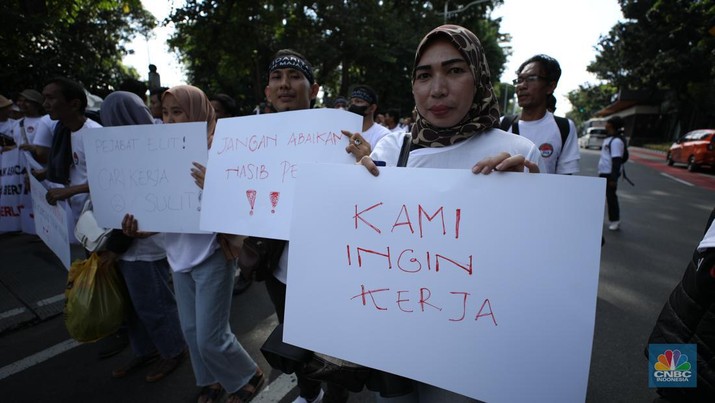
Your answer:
[226,368,265,403]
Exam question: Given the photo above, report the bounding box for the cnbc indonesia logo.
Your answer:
[649,345,696,388]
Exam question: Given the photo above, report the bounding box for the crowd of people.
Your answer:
[3,22,684,403]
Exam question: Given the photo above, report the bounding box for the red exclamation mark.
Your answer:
[269,191,280,213]
[182,136,186,149]
[246,190,257,215]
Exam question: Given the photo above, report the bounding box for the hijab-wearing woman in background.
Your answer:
[122,85,263,403]
[345,25,543,402]
[99,91,187,382]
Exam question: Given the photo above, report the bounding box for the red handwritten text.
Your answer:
[286,131,343,146]
[345,245,473,275]
[354,203,461,239]
[216,135,278,154]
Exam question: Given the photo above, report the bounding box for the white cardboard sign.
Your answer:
[29,175,70,269]
[285,164,605,403]
[200,109,361,239]
[83,122,208,233]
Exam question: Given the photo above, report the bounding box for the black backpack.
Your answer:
[499,114,570,148]
[607,135,629,163]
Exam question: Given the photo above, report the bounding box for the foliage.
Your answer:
[587,0,715,128]
[565,83,618,128]
[0,0,155,98]
[167,0,506,115]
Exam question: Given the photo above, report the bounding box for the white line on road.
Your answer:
[660,172,694,186]
[0,293,65,320]
[254,373,297,402]
[0,339,80,380]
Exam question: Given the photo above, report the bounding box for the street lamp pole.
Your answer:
[438,0,491,24]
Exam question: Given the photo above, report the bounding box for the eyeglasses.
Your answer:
[512,75,548,86]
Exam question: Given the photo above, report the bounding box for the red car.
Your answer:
[666,129,715,171]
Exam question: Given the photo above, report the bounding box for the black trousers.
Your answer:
[600,174,620,222]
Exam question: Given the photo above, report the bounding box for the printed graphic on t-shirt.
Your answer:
[73,151,79,166]
[26,125,35,135]
[539,143,554,158]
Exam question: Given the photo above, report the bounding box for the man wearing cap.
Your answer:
[347,85,391,150]
[10,89,54,164]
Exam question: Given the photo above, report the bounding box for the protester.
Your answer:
[647,207,715,402]
[148,87,169,124]
[383,109,403,133]
[122,85,264,403]
[344,24,542,402]
[0,95,16,139]
[13,89,53,164]
[260,49,350,403]
[500,54,580,175]
[99,91,188,383]
[40,78,101,236]
[598,115,626,231]
[333,97,347,110]
[209,93,238,119]
[346,85,391,149]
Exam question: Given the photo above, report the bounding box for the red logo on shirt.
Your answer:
[26,126,35,134]
[539,143,554,158]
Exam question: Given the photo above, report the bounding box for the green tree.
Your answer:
[566,83,618,128]
[168,0,506,115]
[0,0,155,97]
[588,0,715,130]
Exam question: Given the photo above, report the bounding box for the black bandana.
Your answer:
[350,87,377,105]
[269,55,314,84]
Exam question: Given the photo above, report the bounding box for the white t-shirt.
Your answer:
[0,118,17,137]
[502,112,580,174]
[120,234,167,262]
[273,128,544,285]
[68,119,102,223]
[698,220,715,252]
[362,122,391,149]
[371,128,544,170]
[164,233,219,273]
[597,136,625,175]
[12,116,53,147]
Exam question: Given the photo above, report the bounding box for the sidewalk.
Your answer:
[0,232,78,335]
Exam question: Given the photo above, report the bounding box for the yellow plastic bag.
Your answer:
[64,252,128,342]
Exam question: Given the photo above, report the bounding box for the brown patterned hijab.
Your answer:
[411,25,501,148]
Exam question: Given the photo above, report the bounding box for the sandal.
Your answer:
[197,384,225,403]
[112,352,160,378]
[226,368,265,403]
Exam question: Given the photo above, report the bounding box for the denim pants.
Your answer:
[173,250,257,393]
[119,258,185,359]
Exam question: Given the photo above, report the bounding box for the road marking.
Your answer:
[0,293,65,320]
[0,339,80,380]
[254,373,297,402]
[660,172,694,187]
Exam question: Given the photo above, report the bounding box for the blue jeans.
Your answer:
[119,258,186,359]
[172,250,257,393]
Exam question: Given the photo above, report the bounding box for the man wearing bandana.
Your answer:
[347,85,391,149]
[262,49,348,403]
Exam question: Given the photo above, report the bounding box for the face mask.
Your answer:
[348,104,369,116]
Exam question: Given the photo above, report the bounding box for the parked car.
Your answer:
[579,127,608,149]
[666,129,715,171]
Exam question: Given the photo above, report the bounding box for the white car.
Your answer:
[579,127,608,149]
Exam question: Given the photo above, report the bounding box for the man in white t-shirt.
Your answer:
[384,109,404,133]
[12,89,53,164]
[40,78,102,228]
[502,54,580,175]
[347,84,391,149]
[598,116,626,231]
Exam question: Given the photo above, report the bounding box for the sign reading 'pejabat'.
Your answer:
[83,122,208,233]
[200,108,362,239]
[285,164,605,403]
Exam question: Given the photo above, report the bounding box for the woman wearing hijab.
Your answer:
[99,91,187,382]
[351,24,543,175]
[122,85,263,403]
[344,25,543,402]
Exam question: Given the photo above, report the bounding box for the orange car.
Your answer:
[666,129,715,171]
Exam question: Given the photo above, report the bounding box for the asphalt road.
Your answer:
[0,147,713,402]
